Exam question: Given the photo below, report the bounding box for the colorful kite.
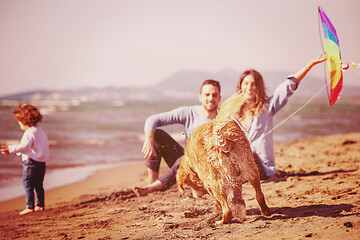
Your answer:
[318,6,343,107]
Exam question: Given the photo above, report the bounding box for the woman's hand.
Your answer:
[308,53,327,68]
[294,53,328,83]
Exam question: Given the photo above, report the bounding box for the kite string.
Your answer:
[350,67,360,76]
[264,10,334,138]
[264,81,330,138]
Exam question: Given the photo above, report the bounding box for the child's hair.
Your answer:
[13,104,43,127]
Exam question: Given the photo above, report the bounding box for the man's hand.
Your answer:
[141,131,157,160]
[0,145,9,155]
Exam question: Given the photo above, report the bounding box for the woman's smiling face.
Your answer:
[241,74,257,101]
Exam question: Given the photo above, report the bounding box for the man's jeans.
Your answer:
[146,129,184,189]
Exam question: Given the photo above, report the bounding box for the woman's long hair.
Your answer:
[236,69,268,117]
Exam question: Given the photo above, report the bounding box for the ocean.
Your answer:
[1,99,359,202]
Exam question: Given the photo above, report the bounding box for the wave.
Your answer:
[49,138,107,147]
[0,139,107,147]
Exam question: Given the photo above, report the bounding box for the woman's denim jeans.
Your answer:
[22,159,46,209]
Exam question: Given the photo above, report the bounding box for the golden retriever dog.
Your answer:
[176,92,272,225]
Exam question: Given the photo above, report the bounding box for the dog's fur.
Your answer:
[176,92,272,225]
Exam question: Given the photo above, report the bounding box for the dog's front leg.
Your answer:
[176,164,187,196]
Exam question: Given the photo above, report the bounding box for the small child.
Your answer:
[1,104,49,215]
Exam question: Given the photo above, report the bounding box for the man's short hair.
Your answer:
[200,79,221,93]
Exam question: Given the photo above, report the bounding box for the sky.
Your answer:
[0,0,359,97]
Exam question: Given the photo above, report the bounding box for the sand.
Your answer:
[0,132,359,239]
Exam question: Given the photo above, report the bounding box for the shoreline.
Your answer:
[1,132,359,213]
[0,160,145,213]
[0,162,125,202]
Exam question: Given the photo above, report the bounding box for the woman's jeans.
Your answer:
[146,129,184,189]
[22,159,46,209]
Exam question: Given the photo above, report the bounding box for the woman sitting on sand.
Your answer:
[234,53,327,180]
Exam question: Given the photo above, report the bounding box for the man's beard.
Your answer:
[205,103,218,112]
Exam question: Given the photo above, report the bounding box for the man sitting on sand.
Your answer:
[133,79,221,196]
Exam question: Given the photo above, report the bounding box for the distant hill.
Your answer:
[1,70,359,103]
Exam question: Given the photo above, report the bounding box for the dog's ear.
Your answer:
[216,93,246,121]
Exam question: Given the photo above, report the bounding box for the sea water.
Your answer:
[0,100,359,201]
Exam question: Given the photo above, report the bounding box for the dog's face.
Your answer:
[176,154,207,198]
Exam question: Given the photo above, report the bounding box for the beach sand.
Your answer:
[0,132,359,239]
